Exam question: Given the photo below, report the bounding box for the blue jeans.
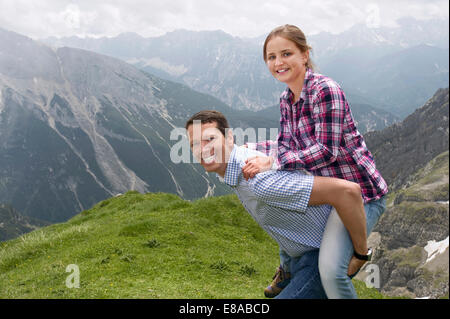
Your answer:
[279,196,386,299]
[275,249,328,299]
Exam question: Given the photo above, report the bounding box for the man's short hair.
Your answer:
[185,110,229,136]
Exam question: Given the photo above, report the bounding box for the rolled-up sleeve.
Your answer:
[247,170,314,213]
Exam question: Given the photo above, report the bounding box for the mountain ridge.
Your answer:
[1,28,237,222]
[40,17,449,116]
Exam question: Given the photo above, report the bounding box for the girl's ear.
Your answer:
[303,50,310,66]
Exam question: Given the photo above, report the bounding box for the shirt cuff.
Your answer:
[245,142,257,151]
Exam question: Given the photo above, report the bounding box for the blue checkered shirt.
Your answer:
[222,145,332,257]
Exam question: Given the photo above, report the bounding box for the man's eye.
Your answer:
[208,136,215,141]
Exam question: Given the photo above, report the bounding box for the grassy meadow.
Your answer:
[0,191,387,299]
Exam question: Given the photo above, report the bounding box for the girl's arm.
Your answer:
[243,84,348,178]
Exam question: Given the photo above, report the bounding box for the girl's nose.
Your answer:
[274,56,283,65]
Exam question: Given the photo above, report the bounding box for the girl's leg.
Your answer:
[318,198,387,299]
[308,176,368,259]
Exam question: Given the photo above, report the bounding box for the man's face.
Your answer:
[187,121,231,175]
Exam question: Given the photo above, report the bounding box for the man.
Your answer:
[185,110,369,299]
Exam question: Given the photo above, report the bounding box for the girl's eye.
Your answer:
[267,55,275,60]
[283,52,291,57]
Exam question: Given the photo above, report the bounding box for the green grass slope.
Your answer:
[0,191,385,299]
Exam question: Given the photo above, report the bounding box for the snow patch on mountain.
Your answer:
[424,236,449,263]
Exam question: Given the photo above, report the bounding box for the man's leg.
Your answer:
[279,249,291,273]
[275,249,327,299]
[318,197,387,299]
[264,249,292,298]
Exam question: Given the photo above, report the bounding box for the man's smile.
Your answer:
[202,154,215,164]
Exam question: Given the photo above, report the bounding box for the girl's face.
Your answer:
[265,36,309,86]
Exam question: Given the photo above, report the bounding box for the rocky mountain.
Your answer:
[309,17,449,63]
[364,88,449,190]
[0,28,281,223]
[45,30,283,112]
[0,204,48,241]
[43,17,449,119]
[322,44,449,118]
[357,88,449,299]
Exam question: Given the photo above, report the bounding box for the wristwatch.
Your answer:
[353,248,373,261]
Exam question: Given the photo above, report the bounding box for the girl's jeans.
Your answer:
[279,196,387,299]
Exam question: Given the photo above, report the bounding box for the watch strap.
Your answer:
[353,248,372,261]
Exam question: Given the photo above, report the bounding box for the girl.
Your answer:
[242,24,388,299]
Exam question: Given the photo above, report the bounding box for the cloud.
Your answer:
[0,0,448,39]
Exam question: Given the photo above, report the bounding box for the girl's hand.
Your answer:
[347,256,367,279]
[242,156,273,180]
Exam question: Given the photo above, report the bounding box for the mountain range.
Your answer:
[0,27,401,224]
[1,27,237,222]
[43,17,449,118]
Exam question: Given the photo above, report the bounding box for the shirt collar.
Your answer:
[222,145,241,187]
[280,68,313,103]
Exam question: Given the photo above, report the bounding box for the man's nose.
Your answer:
[201,143,213,153]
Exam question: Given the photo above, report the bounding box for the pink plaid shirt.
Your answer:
[249,69,388,203]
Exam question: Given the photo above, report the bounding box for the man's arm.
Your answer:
[246,169,316,213]
[246,140,279,159]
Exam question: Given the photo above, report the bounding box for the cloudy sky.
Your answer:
[0,0,448,39]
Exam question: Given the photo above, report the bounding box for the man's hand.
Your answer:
[347,255,367,278]
[242,156,273,180]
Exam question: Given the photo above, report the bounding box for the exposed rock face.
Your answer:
[357,152,449,298]
[365,88,449,191]
[359,92,449,298]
